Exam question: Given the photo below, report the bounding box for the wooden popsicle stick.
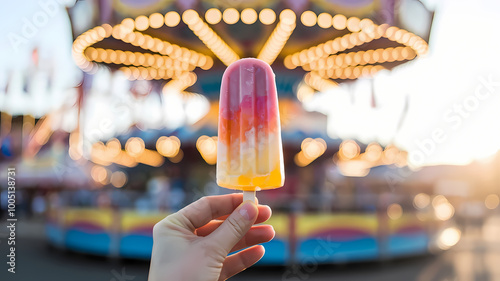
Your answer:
[243,190,256,203]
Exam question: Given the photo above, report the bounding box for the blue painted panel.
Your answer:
[65,230,110,255]
[388,233,429,257]
[257,239,288,265]
[46,224,65,247]
[297,238,379,263]
[120,234,153,259]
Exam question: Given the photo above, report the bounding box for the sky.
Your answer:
[0,0,81,117]
[305,0,500,168]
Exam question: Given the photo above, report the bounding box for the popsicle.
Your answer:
[217,58,285,201]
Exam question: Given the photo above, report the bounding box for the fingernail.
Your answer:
[239,201,257,221]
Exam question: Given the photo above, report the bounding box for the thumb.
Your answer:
[208,200,258,253]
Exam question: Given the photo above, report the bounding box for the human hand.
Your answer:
[148,194,275,281]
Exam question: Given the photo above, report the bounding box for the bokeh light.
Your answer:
[91,165,109,184]
[437,227,461,250]
[363,143,382,162]
[346,17,361,32]
[433,196,455,221]
[339,140,360,160]
[110,171,127,188]
[241,8,257,24]
[165,11,181,27]
[125,137,145,157]
[301,11,317,27]
[317,13,332,28]
[223,8,239,25]
[414,193,431,209]
[156,136,181,157]
[196,136,217,165]
[485,194,500,209]
[259,8,276,25]
[149,13,164,28]
[205,8,222,25]
[135,15,149,31]
[332,14,347,30]
[387,203,403,220]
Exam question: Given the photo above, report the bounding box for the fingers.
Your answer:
[197,223,274,252]
[172,194,248,231]
[208,201,258,253]
[229,225,274,253]
[218,245,265,281]
[215,204,272,223]
[195,205,272,236]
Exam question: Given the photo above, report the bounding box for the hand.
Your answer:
[148,194,275,281]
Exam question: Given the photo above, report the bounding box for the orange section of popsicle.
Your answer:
[217,58,284,191]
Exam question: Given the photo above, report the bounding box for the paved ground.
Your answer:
[1,216,499,281]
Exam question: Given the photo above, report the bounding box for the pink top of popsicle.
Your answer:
[219,58,279,143]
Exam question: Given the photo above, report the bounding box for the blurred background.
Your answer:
[1,0,500,280]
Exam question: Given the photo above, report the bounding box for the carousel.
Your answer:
[1,0,458,264]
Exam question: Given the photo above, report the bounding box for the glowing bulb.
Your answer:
[196,136,217,165]
[359,18,374,30]
[149,13,164,28]
[346,17,360,32]
[284,55,295,69]
[432,195,447,207]
[351,67,361,78]
[200,138,216,154]
[110,171,127,188]
[157,136,181,157]
[414,193,431,209]
[344,67,352,79]
[125,137,145,156]
[121,18,135,31]
[302,138,326,159]
[280,9,296,23]
[297,82,315,102]
[241,8,257,24]
[485,194,499,209]
[120,67,131,78]
[438,227,461,249]
[385,26,398,38]
[434,201,455,221]
[91,165,108,184]
[223,8,239,24]
[205,8,222,25]
[317,13,332,28]
[182,9,199,25]
[165,11,180,27]
[301,11,317,27]
[135,15,149,31]
[259,8,276,25]
[332,14,347,30]
[340,140,360,159]
[98,48,107,61]
[105,138,121,158]
[387,203,403,220]
[202,56,214,70]
[294,151,312,167]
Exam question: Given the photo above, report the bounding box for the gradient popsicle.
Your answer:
[217,58,284,191]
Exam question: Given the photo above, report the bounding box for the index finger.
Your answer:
[174,194,250,231]
[215,204,271,223]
